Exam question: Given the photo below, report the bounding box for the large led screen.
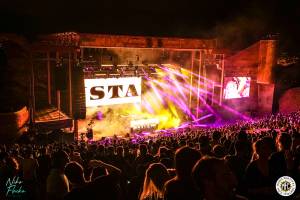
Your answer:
[223,77,251,99]
[85,77,142,107]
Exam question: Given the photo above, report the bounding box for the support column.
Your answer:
[73,50,79,138]
[47,52,51,105]
[74,119,78,141]
[56,51,60,109]
[212,82,215,105]
[220,54,225,105]
[189,51,195,110]
[68,52,73,116]
[196,50,202,119]
[57,90,61,111]
[203,58,207,103]
[29,52,36,124]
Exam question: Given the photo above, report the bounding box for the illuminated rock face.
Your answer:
[0,39,30,113]
[0,38,30,143]
[0,107,29,143]
[279,87,300,113]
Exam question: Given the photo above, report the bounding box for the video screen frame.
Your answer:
[223,77,251,99]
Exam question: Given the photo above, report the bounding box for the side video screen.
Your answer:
[223,77,251,99]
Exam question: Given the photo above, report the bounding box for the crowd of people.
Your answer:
[0,111,300,200]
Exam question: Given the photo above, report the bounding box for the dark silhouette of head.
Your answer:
[116,146,124,157]
[65,161,86,185]
[253,137,273,160]
[139,144,148,156]
[51,150,70,170]
[175,146,201,179]
[91,166,107,180]
[237,130,248,141]
[212,145,226,158]
[234,140,249,157]
[193,156,237,200]
[212,131,221,142]
[157,146,169,158]
[277,132,292,151]
[199,136,211,156]
[140,163,170,200]
[5,156,19,177]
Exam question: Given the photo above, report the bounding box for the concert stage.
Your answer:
[3,32,276,140]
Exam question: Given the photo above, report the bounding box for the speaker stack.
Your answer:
[72,63,86,119]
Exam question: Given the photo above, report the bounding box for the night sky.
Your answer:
[1,0,300,52]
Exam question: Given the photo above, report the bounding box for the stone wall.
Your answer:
[279,87,300,113]
[223,40,277,115]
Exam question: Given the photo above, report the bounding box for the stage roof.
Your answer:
[32,32,217,50]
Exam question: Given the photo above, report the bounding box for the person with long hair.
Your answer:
[245,137,275,199]
[140,163,170,200]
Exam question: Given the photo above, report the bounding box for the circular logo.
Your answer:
[276,176,296,196]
